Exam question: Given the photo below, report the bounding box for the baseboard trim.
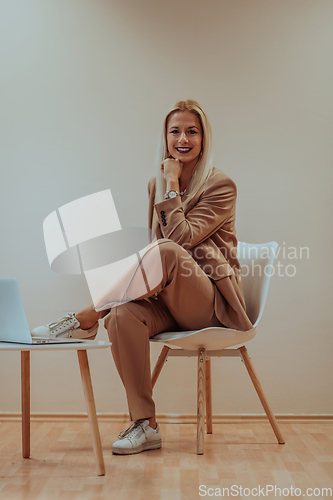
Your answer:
[0,413,332,424]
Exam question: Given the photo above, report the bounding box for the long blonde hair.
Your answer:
[155,100,214,210]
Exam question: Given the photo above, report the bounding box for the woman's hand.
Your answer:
[160,158,183,182]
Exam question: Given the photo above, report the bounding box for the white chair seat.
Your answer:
[151,325,257,351]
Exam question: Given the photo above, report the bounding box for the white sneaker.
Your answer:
[31,312,98,339]
[112,419,162,455]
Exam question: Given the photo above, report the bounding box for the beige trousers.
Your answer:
[102,239,223,421]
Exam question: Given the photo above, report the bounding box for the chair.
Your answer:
[150,241,285,454]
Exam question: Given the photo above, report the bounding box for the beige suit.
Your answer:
[148,167,252,331]
[103,167,252,421]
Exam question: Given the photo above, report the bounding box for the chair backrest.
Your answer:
[237,241,278,328]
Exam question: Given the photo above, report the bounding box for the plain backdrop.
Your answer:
[0,0,332,416]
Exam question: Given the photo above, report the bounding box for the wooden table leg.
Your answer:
[21,351,30,458]
[77,350,105,476]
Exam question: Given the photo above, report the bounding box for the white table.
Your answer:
[0,340,111,476]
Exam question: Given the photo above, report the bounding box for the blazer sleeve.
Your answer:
[154,176,237,250]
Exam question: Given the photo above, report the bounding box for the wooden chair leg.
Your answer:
[205,357,212,434]
[197,348,206,454]
[21,351,30,459]
[77,350,106,476]
[239,346,285,444]
[151,345,170,389]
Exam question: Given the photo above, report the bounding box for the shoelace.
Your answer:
[118,419,146,439]
[48,314,77,332]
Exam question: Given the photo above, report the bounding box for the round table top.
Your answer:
[0,340,111,351]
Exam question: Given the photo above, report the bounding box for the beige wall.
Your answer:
[1,0,332,416]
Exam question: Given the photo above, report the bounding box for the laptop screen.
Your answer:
[0,279,33,343]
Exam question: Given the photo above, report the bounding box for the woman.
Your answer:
[33,100,252,455]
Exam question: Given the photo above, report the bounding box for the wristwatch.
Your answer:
[164,190,180,200]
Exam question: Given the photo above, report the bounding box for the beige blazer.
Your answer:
[148,167,253,331]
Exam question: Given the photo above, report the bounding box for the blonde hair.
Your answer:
[155,100,214,210]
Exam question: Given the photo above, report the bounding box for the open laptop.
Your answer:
[0,279,83,344]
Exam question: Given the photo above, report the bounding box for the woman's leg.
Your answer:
[73,237,178,328]
[74,236,220,331]
[105,297,178,424]
[103,239,223,422]
[74,305,109,330]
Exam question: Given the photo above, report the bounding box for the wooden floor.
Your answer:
[1,420,333,499]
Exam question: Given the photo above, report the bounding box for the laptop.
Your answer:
[0,279,83,345]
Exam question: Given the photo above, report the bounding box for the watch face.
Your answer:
[169,191,177,198]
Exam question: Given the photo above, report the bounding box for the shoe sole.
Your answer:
[112,439,162,455]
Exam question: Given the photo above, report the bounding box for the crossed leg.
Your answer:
[74,239,223,424]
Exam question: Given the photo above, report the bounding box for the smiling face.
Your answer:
[166,110,203,166]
